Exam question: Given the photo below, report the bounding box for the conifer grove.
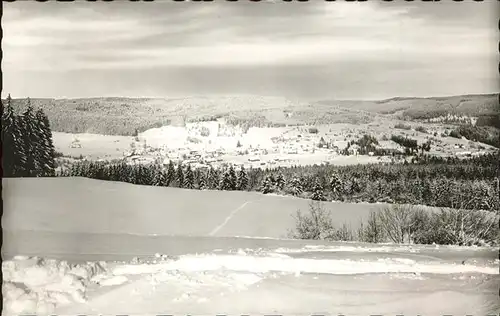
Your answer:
[59,152,499,212]
[1,95,56,177]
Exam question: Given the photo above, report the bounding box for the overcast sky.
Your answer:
[2,0,498,100]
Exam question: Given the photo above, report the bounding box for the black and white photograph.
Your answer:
[1,0,499,315]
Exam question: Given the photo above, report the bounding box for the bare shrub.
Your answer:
[288,201,333,240]
[358,211,385,243]
[406,208,432,244]
[375,204,498,246]
[326,223,354,242]
[286,196,499,246]
[377,204,422,244]
[288,201,356,241]
[419,208,499,246]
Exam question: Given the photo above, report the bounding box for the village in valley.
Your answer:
[56,113,497,173]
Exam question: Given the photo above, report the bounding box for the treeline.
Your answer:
[225,116,288,133]
[449,125,500,148]
[48,115,172,136]
[340,134,430,156]
[342,134,384,156]
[8,97,176,136]
[59,160,250,191]
[476,114,500,129]
[187,114,224,123]
[59,153,499,212]
[2,95,56,177]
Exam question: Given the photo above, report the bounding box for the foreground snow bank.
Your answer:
[110,253,499,277]
[4,250,498,316]
[2,256,106,316]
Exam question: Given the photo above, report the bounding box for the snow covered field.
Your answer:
[52,132,135,160]
[3,244,499,316]
[3,177,499,315]
[2,177,385,238]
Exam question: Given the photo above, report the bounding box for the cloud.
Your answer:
[2,1,497,98]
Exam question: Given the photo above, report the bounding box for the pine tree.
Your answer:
[140,165,153,185]
[137,165,147,185]
[166,160,175,186]
[220,168,234,191]
[228,165,237,190]
[36,108,56,176]
[311,178,326,201]
[176,162,184,188]
[0,94,28,177]
[289,176,303,196]
[129,165,139,184]
[96,162,106,180]
[121,163,129,182]
[184,164,194,189]
[206,167,214,189]
[275,173,286,191]
[261,175,274,194]
[268,173,276,185]
[108,164,117,181]
[208,166,219,189]
[122,164,132,183]
[152,169,167,186]
[1,94,20,177]
[13,113,28,176]
[115,164,123,181]
[70,163,79,177]
[198,171,208,190]
[21,101,38,176]
[32,107,47,176]
[351,177,361,194]
[102,164,111,180]
[237,166,249,191]
[193,169,201,188]
[32,100,50,177]
[329,172,343,196]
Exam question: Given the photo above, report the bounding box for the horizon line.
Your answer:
[3,92,499,103]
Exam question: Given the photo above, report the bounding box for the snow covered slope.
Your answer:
[3,246,499,316]
[3,177,498,315]
[2,177,383,238]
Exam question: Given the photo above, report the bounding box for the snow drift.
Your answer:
[3,248,498,316]
[2,256,106,316]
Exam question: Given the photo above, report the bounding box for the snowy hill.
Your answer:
[3,177,499,316]
[2,177,382,239]
[8,93,498,136]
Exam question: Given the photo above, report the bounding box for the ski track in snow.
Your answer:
[209,199,261,236]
